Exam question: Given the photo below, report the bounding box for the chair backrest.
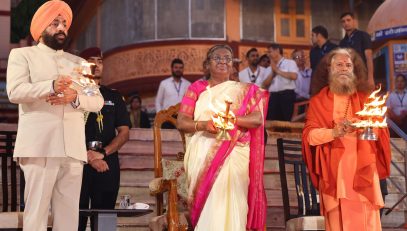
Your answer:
[0,131,24,212]
[277,138,319,222]
[153,104,186,178]
[153,104,187,216]
[291,100,309,122]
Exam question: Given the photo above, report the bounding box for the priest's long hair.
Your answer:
[310,48,372,96]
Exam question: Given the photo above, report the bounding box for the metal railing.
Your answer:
[385,118,407,214]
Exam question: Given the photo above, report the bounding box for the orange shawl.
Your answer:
[302,87,391,204]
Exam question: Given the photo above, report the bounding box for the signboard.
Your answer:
[393,43,407,76]
[372,25,407,41]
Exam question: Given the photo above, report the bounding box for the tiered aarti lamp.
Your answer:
[352,87,388,140]
[211,99,235,140]
[71,61,100,96]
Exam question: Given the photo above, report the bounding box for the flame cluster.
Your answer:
[210,99,235,130]
[78,61,96,85]
[80,61,96,77]
[70,61,97,88]
[352,86,388,128]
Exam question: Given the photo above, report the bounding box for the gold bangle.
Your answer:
[194,121,199,132]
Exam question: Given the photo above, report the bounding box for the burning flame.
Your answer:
[352,120,387,128]
[81,61,96,76]
[352,85,388,128]
[69,61,97,87]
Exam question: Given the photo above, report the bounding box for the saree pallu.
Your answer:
[182,81,268,231]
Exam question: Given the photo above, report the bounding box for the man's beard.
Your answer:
[41,31,66,50]
[251,59,259,67]
[172,71,182,79]
[329,72,357,95]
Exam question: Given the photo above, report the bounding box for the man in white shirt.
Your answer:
[292,49,312,101]
[258,54,271,68]
[238,48,268,87]
[263,43,299,121]
[387,73,407,135]
[155,58,191,127]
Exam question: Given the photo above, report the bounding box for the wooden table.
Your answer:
[79,209,153,231]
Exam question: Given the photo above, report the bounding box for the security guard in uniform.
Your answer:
[78,47,131,231]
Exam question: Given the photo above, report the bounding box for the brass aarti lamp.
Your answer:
[212,99,235,140]
[71,61,100,96]
[352,87,388,140]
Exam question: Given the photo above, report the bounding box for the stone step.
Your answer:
[119,169,407,195]
[1,162,405,191]
[9,165,401,211]
[2,168,406,211]
[117,227,150,231]
[113,205,287,229]
[117,182,407,212]
[384,193,407,211]
[120,170,154,187]
[387,176,407,194]
[381,210,407,228]
[116,209,156,228]
[120,140,279,158]
[113,206,407,230]
[119,154,407,178]
[1,125,406,230]
[2,181,406,215]
[119,155,278,172]
[3,180,407,229]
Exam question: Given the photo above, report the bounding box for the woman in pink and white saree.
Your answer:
[177,44,269,231]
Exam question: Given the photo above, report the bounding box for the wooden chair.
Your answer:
[0,131,52,230]
[277,138,325,231]
[0,131,27,230]
[148,104,188,231]
[0,131,24,213]
[291,100,309,122]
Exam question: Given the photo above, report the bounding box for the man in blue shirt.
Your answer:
[339,12,374,86]
[310,25,338,71]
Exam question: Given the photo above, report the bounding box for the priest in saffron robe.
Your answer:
[302,48,391,231]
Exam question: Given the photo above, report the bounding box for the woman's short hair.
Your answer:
[203,44,234,79]
[205,44,234,62]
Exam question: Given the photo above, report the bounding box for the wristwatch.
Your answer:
[99,148,107,158]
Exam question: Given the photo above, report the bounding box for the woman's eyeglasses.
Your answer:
[211,56,233,64]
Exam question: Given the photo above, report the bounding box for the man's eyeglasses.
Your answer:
[293,55,305,60]
[210,56,233,64]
